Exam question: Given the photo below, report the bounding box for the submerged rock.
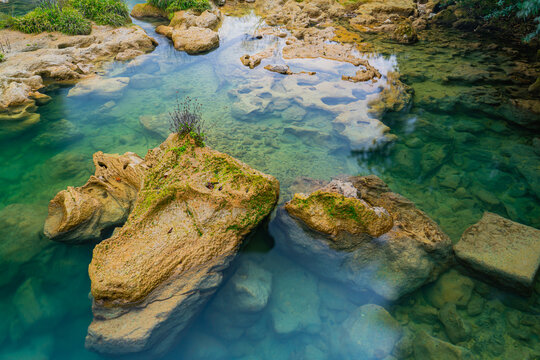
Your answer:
[454,212,540,294]
[338,304,402,360]
[413,330,475,360]
[67,77,130,99]
[425,269,474,309]
[85,134,279,356]
[272,175,452,301]
[44,151,146,243]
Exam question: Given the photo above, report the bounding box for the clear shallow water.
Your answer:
[0,2,539,359]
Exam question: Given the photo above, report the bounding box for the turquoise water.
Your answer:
[0,2,539,359]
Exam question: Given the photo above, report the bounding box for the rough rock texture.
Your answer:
[158,10,222,54]
[338,304,402,359]
[229,74,397,150]
[67,77,130,99]
[85,134,279,356]
[272,175,452,300]
[454,212,540,294]
[130,3,168,18]
[413,330,475,360]
[438,303,470,344]
[44,152,146,243]
[425,269,474,309]
[171,26,220,54]
[0,26,156,125]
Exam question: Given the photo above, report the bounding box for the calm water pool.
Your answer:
[0,1,539,359]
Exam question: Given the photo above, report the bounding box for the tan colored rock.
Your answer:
[454,212,540,294]
[368,72,413,117]
[44,152,146,243]
[85,134,279,355]
[169,10,221,30]
[171,26,220,54]
[156,25,173,38]
[130,3,168,18]
[286,180,394,238]
[240,45,276,68]
[0,25,156,121]
[342,65,381,83]
[273,175,452,300]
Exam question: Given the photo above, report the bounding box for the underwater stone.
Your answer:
[413,330,474,360]
[466,294,484,317]
[269,261,321,335]
[67,77,130,99]
[339,304,402,360]
[85,134,279,356]
[438,303,470,344]
[454,212,540,294]
[273,175,453,301]
[425,269,474,309]
[33,119,83,147]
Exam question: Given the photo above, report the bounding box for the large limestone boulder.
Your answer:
[85,134,279,356]
[454,212,540,294]
[171,27,220,54]
[271,175,452,300]
[43,151,146,243]
[169,10,221,30]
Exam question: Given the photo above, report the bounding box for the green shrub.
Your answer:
[11,5,92,35]
[451,0,540,41]
[148,0,211,13]
[70,0,130,26]
[0,53,4,62]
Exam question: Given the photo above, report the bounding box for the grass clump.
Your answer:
[148,0,211,13]
[0,53,4,62]
[70,0,130,26]
[9,0,130,35]
[11,4,91,35]
[169,96,206,147]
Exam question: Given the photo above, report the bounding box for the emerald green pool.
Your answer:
[0,1,539,359]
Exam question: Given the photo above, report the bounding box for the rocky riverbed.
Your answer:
[0,0,539,359]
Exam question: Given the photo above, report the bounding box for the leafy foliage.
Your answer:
[11,5,91,35]
[70,0,130,26]
[148,0,211,13]
[452,0,540,41]
[169,96,206,147]
[0,53,4,63]
[8,0,130,35]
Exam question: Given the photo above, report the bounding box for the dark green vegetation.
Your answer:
[70,0,130,27]
[7,0,130,35]
[451,0,540,40]
[148,0,211,13]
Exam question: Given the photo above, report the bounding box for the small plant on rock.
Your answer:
[169,96,206,147]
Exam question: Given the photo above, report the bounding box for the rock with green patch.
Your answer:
[85,134,279,356]
[272,175,452,301]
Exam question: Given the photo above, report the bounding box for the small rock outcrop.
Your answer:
[84,134,279,356]
[271,175,452,300]
[157,10,222,54]
[44,152,146,243]
[130,3,168,18]
[454,212,540,294]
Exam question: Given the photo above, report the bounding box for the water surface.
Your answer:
[0,2,539,359]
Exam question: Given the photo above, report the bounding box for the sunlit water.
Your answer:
[0,1,539,359]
